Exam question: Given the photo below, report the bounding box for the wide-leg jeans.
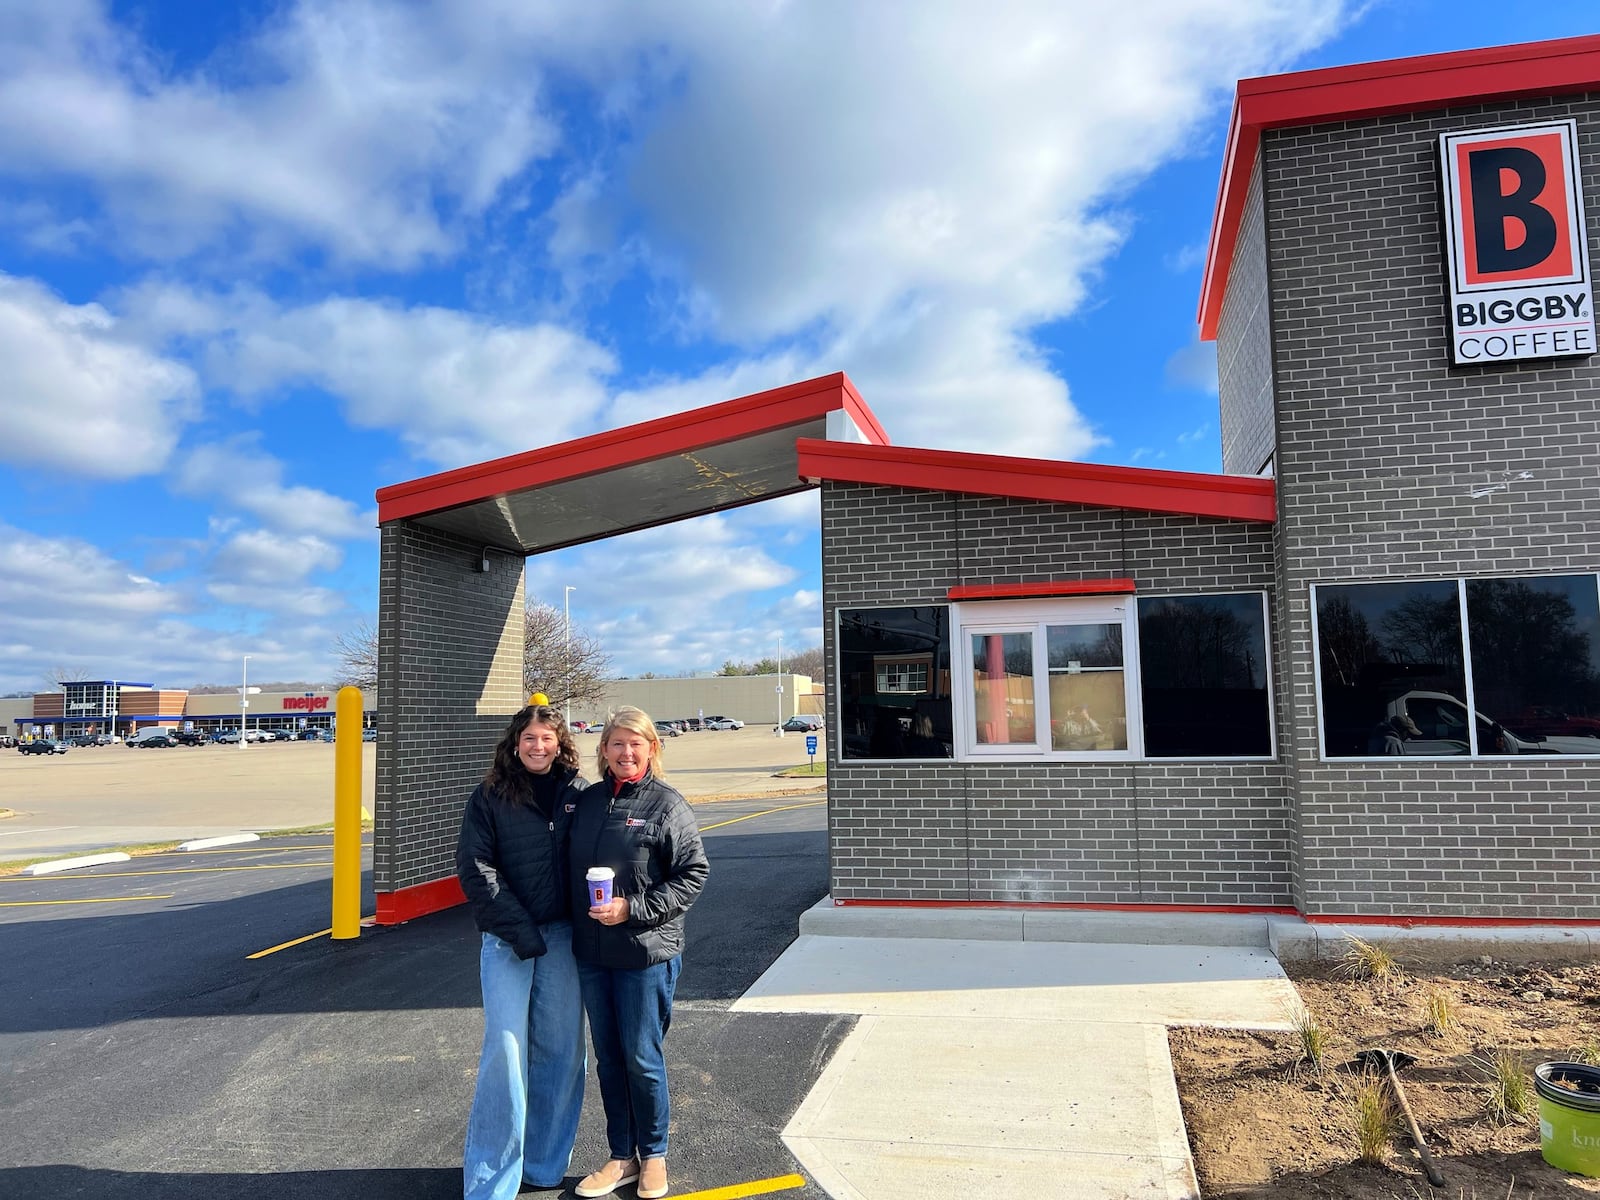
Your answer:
[577,956,681,1161]
[464,922,585,1198]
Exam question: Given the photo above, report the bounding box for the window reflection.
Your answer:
[839,607,953,760]
[1046,624,1126,750]
[972,632,1035,745]
[1315,575,1600,757]
[1315,580,1466,757]
[1138,594,1271,757]
[1467,576,1600,755]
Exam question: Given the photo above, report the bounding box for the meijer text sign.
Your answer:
[1439,120,1594,365]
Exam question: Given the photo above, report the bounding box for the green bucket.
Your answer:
[1535,1062,1600,1178]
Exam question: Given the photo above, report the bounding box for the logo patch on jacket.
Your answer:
[626,818,647,827]
[564,804,575,812]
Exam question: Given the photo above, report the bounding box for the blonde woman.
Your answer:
[569,707,709,1199]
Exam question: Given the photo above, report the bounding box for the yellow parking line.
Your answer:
[1,863,332,881]
[248,927,333,958]
[248,916,375,959]
[672,1174,806,1200]
[0,894,176,907]
[700,801,824,832]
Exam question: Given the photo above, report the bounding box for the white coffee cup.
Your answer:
[587,866,615,907]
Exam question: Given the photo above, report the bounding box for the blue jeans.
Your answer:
[464,924,585,1198]
[577,956,681,1160]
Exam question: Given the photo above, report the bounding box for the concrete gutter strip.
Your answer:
[177,833,262,851]
[25,852,132,876]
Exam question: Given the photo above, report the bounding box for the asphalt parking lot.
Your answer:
[0,796,839,1199]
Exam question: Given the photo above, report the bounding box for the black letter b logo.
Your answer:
[1468,146,1557,273]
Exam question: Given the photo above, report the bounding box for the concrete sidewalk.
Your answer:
[732,903,1302,1200]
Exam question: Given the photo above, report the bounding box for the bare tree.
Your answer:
[44,665,93,690]
[524,600,611,709]
[332,601,612,707]
[332,618,379,691]
[787,645,825,679]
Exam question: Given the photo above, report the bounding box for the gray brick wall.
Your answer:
[1218,158,1277,477]
[1260,95,1600,918]
[375,521,526,895]
[821,482,1292,905]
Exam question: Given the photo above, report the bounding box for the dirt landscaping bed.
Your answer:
[1172,951,1600,1198]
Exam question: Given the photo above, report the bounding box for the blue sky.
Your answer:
[1,1,1596,693]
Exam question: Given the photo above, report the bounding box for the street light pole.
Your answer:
[776,633,784,736]
[563,586,575,726]
[240,654,251,751]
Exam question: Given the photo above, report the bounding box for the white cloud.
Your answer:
[173,440,375,539]
[122,283,619,468]
[0,0,562,266]
[0,273,197,478]
[211,529,344,586]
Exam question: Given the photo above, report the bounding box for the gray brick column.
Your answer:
[374,521,526,905]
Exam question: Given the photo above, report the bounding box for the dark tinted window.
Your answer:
[1137,594,1271,757]
[1315,580,1466,756]
[1467,576,1600,755]
[839,606,952,759]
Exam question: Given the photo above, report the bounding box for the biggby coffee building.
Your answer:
[370,34,1600,934]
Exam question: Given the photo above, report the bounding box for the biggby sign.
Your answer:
[1439,119,1595,365]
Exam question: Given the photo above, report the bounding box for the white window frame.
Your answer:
[951,597,1142,761]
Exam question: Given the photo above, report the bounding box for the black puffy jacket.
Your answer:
[456,766,587,959]
[568,771,709,970]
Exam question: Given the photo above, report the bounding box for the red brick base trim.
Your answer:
[374,875,466,925]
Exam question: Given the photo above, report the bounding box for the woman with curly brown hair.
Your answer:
[456,702,589,1199]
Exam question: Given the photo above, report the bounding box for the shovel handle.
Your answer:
[1385,1060,1446,1188]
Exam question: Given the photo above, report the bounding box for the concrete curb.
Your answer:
[800,898,1600,962]
[1268,917,1597,964]
[177,833,261,851]
[25,852,132,876]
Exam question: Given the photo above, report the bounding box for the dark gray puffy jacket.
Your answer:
[568,772,709,969]
[456,767,586,959]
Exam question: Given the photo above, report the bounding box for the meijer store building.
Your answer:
[373,34,1600,941]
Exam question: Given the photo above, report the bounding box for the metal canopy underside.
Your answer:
[375,373,886,557]
[417,420,828,554]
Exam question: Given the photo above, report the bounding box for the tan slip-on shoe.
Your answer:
[574,1158,640,1198]
[637,1156,668,1200]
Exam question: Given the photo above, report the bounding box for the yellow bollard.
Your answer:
[331,686,364,940]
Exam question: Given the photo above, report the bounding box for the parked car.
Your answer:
[782,715,825,732]
[242,729,272,743]
[18,739,67,755]
[170,730,207,747]
[214,729,243,744]
[705,717,743,731]
[361,728,376,742]
[654,720,681,738]
[68,734,101,747]
[127,728,178,747]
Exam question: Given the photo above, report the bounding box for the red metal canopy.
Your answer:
[376,373,888,554]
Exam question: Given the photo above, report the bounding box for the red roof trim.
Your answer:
[949,580,1135,601]
[1199,33,1600,340]
[377,372,888,524]
[798,439,1276,522]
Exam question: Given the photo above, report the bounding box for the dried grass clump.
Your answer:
[1351,1075,1398,1164]
[1421,985,1456,1037]
[1334,934,1403,988]
[1471,1048,1535,1124]
[1288,1004,1329,1073]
